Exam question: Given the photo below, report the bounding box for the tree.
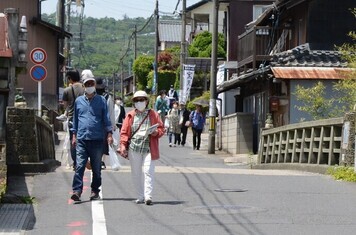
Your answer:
[188,31,226,58]
[132,55,154,90]
[294,82,335,120]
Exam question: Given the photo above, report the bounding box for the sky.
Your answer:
[41,0,201,19]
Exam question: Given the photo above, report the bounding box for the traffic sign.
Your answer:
[30,65,47,82]
[30,47,47,64]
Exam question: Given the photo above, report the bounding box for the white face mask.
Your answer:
[85,87,96,94]
[115,100,122,106]
[135,101,146,111]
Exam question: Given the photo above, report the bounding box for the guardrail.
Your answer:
[258,118,344,166]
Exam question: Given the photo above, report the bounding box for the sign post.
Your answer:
[29,48,47,116]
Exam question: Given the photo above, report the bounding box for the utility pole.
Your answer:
[121,61,124,97]
[208,0,219,154]
[179,0,186,103]
[65,0,71,68]
[153,0,159,95]
[133,24,137,93]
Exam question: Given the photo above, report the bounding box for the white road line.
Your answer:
[107,166,317,176]
[92,177,107,235]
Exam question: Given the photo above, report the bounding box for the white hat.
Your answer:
[81,69,95,84]
[132,90,148,100]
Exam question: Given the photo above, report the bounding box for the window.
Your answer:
[253,5,270,21]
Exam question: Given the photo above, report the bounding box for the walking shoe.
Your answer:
[71,192,81,202]
[173,144,176,147]
[169,143,172,147]
[90,191,100,200]
[145,199,153,205]
[135,199,144,204]
[101,161,106,169]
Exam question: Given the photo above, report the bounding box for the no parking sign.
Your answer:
[30,65,47,82]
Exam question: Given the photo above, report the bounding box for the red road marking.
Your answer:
[70,231,83,235]
[67,221,87,227]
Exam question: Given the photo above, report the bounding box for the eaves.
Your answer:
[30,17,72,38]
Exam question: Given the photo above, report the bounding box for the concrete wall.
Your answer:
[220,112,253,154]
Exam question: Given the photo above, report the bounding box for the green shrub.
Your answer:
[327,166,356,182]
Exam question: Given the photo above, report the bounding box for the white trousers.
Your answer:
[128,151,155,201]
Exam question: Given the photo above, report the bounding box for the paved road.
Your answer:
[21,132,356,235]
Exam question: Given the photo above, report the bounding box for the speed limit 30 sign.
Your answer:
[30,47,47,64]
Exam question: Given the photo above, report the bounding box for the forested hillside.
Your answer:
[42,14,164,78]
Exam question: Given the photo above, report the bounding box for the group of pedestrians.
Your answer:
[63,72,205,205]
[155,87,206,150]
[62,69,163,206]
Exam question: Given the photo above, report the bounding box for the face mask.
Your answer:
[115,100,122,106]
[85,87,96,94]
[135,101,146,111]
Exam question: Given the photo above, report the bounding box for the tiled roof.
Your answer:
[159,20,191,43]
[270,44,348,67]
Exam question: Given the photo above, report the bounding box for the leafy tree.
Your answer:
[188,31,226,58]
[294,82,336,120]
[132,55,154,90]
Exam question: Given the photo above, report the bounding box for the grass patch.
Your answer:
[327,166,356,182]
[19,196,36,204]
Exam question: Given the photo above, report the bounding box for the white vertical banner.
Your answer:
[217,64,225,116]
[182,64,195,104]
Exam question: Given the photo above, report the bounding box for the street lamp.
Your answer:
[18,15,28,63]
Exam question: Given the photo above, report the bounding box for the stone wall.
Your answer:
[6,107,38,164]
[220,113,253,154]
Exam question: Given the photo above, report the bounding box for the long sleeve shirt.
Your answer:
[71,94,112,140]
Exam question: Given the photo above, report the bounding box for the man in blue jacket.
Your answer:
[70,74,113,202]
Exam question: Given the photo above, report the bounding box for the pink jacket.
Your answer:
[120,109,164,160]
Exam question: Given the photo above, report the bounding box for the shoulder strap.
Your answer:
[71,86,76,105]
[130,110,150,139]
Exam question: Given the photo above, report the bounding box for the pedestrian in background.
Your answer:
[167,85,178,109]
[189,104,206,150]
[118,90,164,205]
[62,70,84,170]
[95,76,116,169]
[179,102,190,147]
[155,90,169,123]
[167,101,181,147]
[70,75,113,202]
[115,97,126,131]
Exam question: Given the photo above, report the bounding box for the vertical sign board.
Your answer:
[29,48,47,116]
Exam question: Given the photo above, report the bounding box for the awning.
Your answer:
[271,67,353,79]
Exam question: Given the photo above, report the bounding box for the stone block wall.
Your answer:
[220,113,253,154]
[6,107,38,164]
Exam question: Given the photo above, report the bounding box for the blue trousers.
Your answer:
[72,139,104,194]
